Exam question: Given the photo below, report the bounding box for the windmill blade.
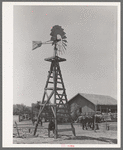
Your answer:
[62,35,67,39]
[62,41,67,47]
[62,43,66,51]
[32,41,42,50]
[62,39,67,43]
[58,45,63,55]
[58,50,62,55]
[60,50,63,55]
[61,45,65,54]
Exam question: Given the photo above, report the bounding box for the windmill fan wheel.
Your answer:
[50,25,67,54]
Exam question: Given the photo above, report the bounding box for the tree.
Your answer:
[13,104,31,115]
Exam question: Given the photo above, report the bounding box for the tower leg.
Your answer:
[53,61,58,139]
[33,121,39,136]
[57,62,76,137]
[33,90,54,136]
[71,123,76,136]
[54,108,57,139]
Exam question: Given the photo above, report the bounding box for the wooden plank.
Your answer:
[44,63,53,89]
[57,123,72,125]
[56,98,66,100]
[53,62,58,139]
[48,82,54,84]
[45,87,64,90]
[39,104,56,106]
[49,76,53,78]
[57,116,69,119]
[44,116,54,119]
[15,122,20,136]
[57,64,66,93]
[34,90,54,135]
[57,112,69,114]
[57,94,66,96]
[57,82,62,84]
[56,104,66,106]
[13,124,33,126]
[45,90,56,119]
[56,88,64,90]
[57,128,73,132]
[17,126,43,129]
[45,88,54,90]
[57,107,67,110]
[51,106,56,118]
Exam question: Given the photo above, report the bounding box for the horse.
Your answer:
[76,115,94,130]
[87,115,95,129]
[81,115,92,130]
[76,113,100,130]
[88,114,100,130]
[75,115,88,130]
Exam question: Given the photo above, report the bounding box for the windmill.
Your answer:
[32,25,76,139]
[32,25,67,56]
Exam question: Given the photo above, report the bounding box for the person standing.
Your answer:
[48,119,55,137]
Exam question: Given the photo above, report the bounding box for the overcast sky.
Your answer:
[13,5,118,106]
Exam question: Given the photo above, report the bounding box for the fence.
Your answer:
[19,114,31,122]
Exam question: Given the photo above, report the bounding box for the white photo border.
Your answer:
[2,2,121,148]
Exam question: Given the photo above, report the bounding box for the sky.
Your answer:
[13,4,118,106]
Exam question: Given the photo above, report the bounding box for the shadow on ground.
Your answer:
[60,135,117,144]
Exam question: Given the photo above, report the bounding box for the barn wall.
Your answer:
[69,95,95,114]
[97,105,117,113]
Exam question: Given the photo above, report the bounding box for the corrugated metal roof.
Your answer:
[68,93,117,105]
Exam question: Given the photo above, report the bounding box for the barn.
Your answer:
[68,93,117,118]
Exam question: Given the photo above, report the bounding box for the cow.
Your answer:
[76,115,98,130]
[81,115,88,130]
[87,115,94,129]
[75,115,89,130]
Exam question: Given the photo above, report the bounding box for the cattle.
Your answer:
[81,115,88,130]
[76,114,99,130]
[87,115,94,129]
[75,115,89,130]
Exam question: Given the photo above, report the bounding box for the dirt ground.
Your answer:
[13,119,117,144]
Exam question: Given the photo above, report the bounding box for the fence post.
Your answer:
[94,105,97,132]
[19,115,21,122]
[15,121,20,136]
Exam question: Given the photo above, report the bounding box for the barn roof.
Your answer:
[68,93,117,105]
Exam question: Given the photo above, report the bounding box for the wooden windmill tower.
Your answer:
[32,25,76,139]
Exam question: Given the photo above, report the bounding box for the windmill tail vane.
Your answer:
[32,40,52,50]
[32,25,67,55]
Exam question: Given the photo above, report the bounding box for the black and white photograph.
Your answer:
[3,2,121,148]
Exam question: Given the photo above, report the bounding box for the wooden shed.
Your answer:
[68,93,117,119]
